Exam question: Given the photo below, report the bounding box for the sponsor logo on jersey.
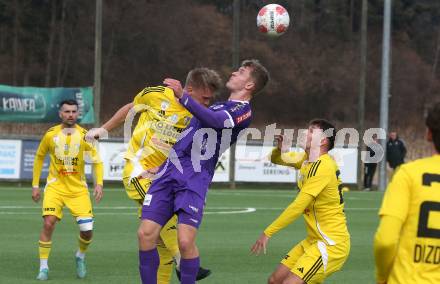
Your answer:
[229,103,246,112]
[189,205,199,213]
[236,110,252,124]
[143,194,153,206]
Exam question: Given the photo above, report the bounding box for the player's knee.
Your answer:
[76,217,94,232]
[43,219,56,232]
[178,237,195,254]
[137,227,156,244]
[80,230,93,240]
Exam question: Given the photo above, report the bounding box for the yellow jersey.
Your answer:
[379,154,440,284]
[270,149,350,245]
[32,124,103,194]
[124,86,192,169]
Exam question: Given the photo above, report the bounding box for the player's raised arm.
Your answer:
[164,78,233,129]
[271,135,307,169]
[86,102,133,141]
[251,191,314,255]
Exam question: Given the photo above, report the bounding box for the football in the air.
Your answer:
[257,4,290,37]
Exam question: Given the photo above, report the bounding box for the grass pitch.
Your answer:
[0,185,381,283]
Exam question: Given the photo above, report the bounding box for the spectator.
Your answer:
[386,131,407,170]
[364,134,379,191]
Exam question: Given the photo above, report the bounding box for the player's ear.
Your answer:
[321,137,329,149]
[244,81,255,92]
[427,128,433,142]
[186,86,193,94]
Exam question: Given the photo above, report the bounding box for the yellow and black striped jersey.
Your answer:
[124,86,192,170]
[297,154,350,245]
[32,124,103,194]
[379,154,440,284]
[271,149,350,245]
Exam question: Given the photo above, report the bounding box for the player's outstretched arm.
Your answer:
[250,233,269,255]
[85,103,133,141]
[263,191,314,237]
[164,78,232,129]
[270,135,306,169]
[251,192,313,256]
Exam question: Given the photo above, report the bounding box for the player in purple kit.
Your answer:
[137,59,269,284]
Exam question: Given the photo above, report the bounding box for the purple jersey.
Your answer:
[158,94,252,199]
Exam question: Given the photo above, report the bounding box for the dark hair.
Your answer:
[309,118,336,150]
[185,68,223,95]
[426,102,440,152]
[59,99,78,109]
[241,59,269,95]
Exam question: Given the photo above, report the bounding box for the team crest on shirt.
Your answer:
[53,136,59,144]
[161,100,170,111]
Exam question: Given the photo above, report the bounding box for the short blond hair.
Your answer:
[185,68,223,95]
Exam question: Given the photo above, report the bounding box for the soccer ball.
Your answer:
[257,4,290,37]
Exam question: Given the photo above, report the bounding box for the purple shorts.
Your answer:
[141,177,205,229]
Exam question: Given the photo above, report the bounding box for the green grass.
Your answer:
[0,185,382,283]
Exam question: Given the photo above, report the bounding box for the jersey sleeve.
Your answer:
[84,141,104,186]
[301,161,332,197]
[32,132,50,187]
[264,191,315,237]
[270,148,306,169]
[179,93,237,129]
[374,215,404,283]
[378,166,411,221]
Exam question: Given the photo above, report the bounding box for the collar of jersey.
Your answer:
[228,99,249,103]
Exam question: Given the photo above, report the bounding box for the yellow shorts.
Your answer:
[42,185,93,220]
[122,160,152,201]
[281,238,350,284]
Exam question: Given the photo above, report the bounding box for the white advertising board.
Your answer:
[235,145,297,182]
[99,142,127,181]
[212,148,230,182]
[0,139,22,179]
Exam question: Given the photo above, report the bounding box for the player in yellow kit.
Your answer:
[374,102,440,284]
[31,100,104,281]
[86,68,221,283]
[251,119,350,284]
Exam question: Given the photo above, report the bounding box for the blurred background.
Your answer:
[0,0,438,181]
